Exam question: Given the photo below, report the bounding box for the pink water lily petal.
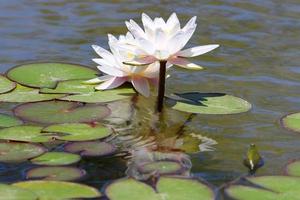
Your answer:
[142,13,155,40]
[136,37,155,54]
[177,44,220,57]
[92,45,115,63]
[131,77,150,97]
[169,57,203,70]
[96,65,125,77]
[125,20,145,39]
[148,77,159,86]
[182,16,197,32]
[95,77,127,90]
[143,62,160,78]
[166,13,180,33]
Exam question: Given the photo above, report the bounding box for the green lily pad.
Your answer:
[281,112,300,133]
[64,141,116,156]
[13,181,101,199]
[0,125,52,142]
[157,177,214,200]
[138,161,183,175]
[167,93,251,114]
[0,84,64,103]
[14,100,110,124]
[40,79,95,94]
[0,113,23,128]
[285,160,300,176]
[43,123,111,141]
[0,142,46,163]
[30,152,81,166]
[60,87,135,103]
[0,184,37,200]
[105,177,214,200]
[0,75,16,94]
[7,62,97,88]
[106,178,159,200]
[225,176,300,200]
[26,166,86,181]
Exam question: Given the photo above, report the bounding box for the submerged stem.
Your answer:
[157,60,167,112]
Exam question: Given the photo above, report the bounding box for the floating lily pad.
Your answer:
[43,123,111,141]
[64,141,116,156]
[30,152,81,166]
[14,101,110,124]
[40,79,95,94]
[105,177,214,200]
[0,84,64,103]
[26,166,86,181]
[0,184,37,200]
[167,93,251,114]
[0,125,52,142]
[281,112,300,133]
[0,75,16,94]
[285,160,300,176]
[13,180,101,199]
[60,88,135,103]
[0,113,23,128]
[138,161,183,175]
[225,176,300,200]
[157,177,214,200]
[0,142,46,163]
[7,62,97,88]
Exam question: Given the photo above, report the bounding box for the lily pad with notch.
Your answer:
[280,112,300,133]
[14,100,110,124]
[64,141,116,156]
[106,177,214,200]
[225,176,300,200]
[13,180,101,199]
[40,79,95,94]
[42,123,112,141]
[0,113,23,128]
[0,142,46,163]
[30,152,81,166]
[7,62,97,88]
[0,85,64,103]
[0,75,16,94]
[167,92,251,114]
[60,87,135,103]
[26,166,86,181]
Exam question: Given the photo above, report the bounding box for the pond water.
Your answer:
[0,0,300,198]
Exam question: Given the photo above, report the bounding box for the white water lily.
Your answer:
[122,13,219,69]
[85,33,161,97]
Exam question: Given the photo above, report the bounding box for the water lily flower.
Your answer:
[122,13,219,69]
[85,33,161,97]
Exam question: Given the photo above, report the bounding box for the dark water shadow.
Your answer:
[166,92,226,106]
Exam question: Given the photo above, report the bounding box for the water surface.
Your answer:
[1,0,300,189]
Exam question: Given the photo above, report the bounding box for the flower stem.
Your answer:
[157,60,167,112]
